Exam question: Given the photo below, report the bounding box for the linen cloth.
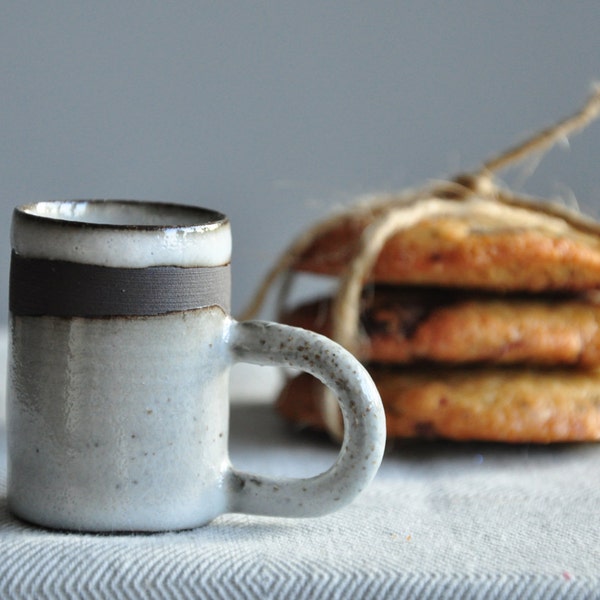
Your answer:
[1,361,600,598]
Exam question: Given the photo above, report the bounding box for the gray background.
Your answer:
[2,1,599,321]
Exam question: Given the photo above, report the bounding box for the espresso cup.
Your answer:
[7,200,386,532]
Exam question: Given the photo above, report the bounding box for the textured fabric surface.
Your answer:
[2,380,600,598]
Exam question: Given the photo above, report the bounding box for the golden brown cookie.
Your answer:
[291,198,600,292]
[276,367,600,443]
[281,288,600,366]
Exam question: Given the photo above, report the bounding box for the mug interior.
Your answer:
[20,200,226,229]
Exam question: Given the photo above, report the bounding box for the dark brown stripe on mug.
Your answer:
[10,252,231,317]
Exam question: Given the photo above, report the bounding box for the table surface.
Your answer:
[1,360,600,599]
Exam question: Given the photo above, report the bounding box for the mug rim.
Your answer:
[14,199,228,231]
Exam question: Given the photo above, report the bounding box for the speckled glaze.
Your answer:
[7,200,386,532]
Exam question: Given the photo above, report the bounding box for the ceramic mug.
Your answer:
[7,200,386,532]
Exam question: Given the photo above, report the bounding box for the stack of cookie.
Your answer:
[275,193,600,442]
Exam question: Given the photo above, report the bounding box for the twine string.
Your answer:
[240,86,600,356]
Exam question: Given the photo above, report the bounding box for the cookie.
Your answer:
[281,288,600,366]
[276,367,600,443]
[291,197,600,292]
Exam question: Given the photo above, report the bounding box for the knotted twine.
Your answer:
[240,85,600,439]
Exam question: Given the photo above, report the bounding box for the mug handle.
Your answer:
[225,319,386,518]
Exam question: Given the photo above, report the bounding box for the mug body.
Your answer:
[7,200,233,531]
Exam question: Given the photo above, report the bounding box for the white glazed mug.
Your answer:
[7,200,386,532]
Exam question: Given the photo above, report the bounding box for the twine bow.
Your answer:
[241,85,600,354]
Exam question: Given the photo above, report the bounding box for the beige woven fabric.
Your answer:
[1,397,599,599]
